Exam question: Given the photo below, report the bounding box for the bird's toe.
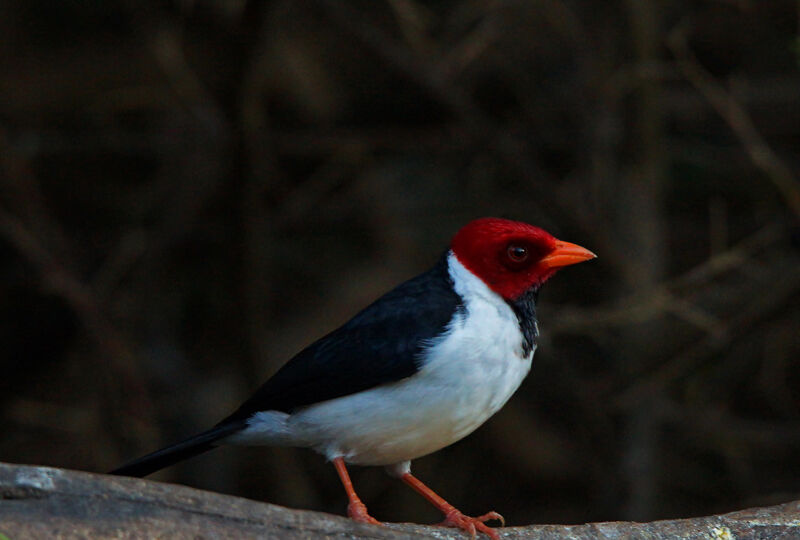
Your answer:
[475,510,505,527]
[439,508,503,540]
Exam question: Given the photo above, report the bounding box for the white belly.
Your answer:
[290,347,532,465]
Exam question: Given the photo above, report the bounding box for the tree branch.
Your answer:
[0,462,798,539]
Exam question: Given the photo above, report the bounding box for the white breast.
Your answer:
[253,253,535,466]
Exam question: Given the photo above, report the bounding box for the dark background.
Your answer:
[1,0,799,527]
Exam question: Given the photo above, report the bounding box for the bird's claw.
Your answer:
[347,500,381,525]
[474,511,505,527]
[438,508,504,540]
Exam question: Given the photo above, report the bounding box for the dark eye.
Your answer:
[506,244,529,263]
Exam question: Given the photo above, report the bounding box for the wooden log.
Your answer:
[0,462,797,539]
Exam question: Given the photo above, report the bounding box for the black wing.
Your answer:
[220,253,463,423]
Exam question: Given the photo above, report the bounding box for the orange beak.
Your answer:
[540,239,596,269]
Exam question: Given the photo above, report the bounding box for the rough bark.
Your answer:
[0,462,797,539]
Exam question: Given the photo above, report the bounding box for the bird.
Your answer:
[111,217,595,539]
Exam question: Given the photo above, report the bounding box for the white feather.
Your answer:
[227,252,533,467]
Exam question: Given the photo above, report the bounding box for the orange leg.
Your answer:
[401,473,504,540]
[332,457,381,525]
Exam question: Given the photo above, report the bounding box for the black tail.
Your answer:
[110,420,246,478]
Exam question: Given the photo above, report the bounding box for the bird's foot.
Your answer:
[437,508,504,540]
[347,500,381,525]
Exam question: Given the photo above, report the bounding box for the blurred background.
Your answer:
[1,0,799,527]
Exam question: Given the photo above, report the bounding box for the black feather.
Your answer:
[110,420,247,477]
[221,252,463,422]
[506,288,539,357]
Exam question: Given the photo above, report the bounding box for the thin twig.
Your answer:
[614,262,800,409]
[668,20,800,217]
[549,220,784,333]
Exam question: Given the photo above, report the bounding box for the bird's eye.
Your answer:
[506,244,529,263]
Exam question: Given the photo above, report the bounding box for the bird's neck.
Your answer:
[505,288,539,358]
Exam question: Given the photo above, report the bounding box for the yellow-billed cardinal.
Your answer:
[112,217,595,539]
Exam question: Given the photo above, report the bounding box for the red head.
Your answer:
[451,217,596,300]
